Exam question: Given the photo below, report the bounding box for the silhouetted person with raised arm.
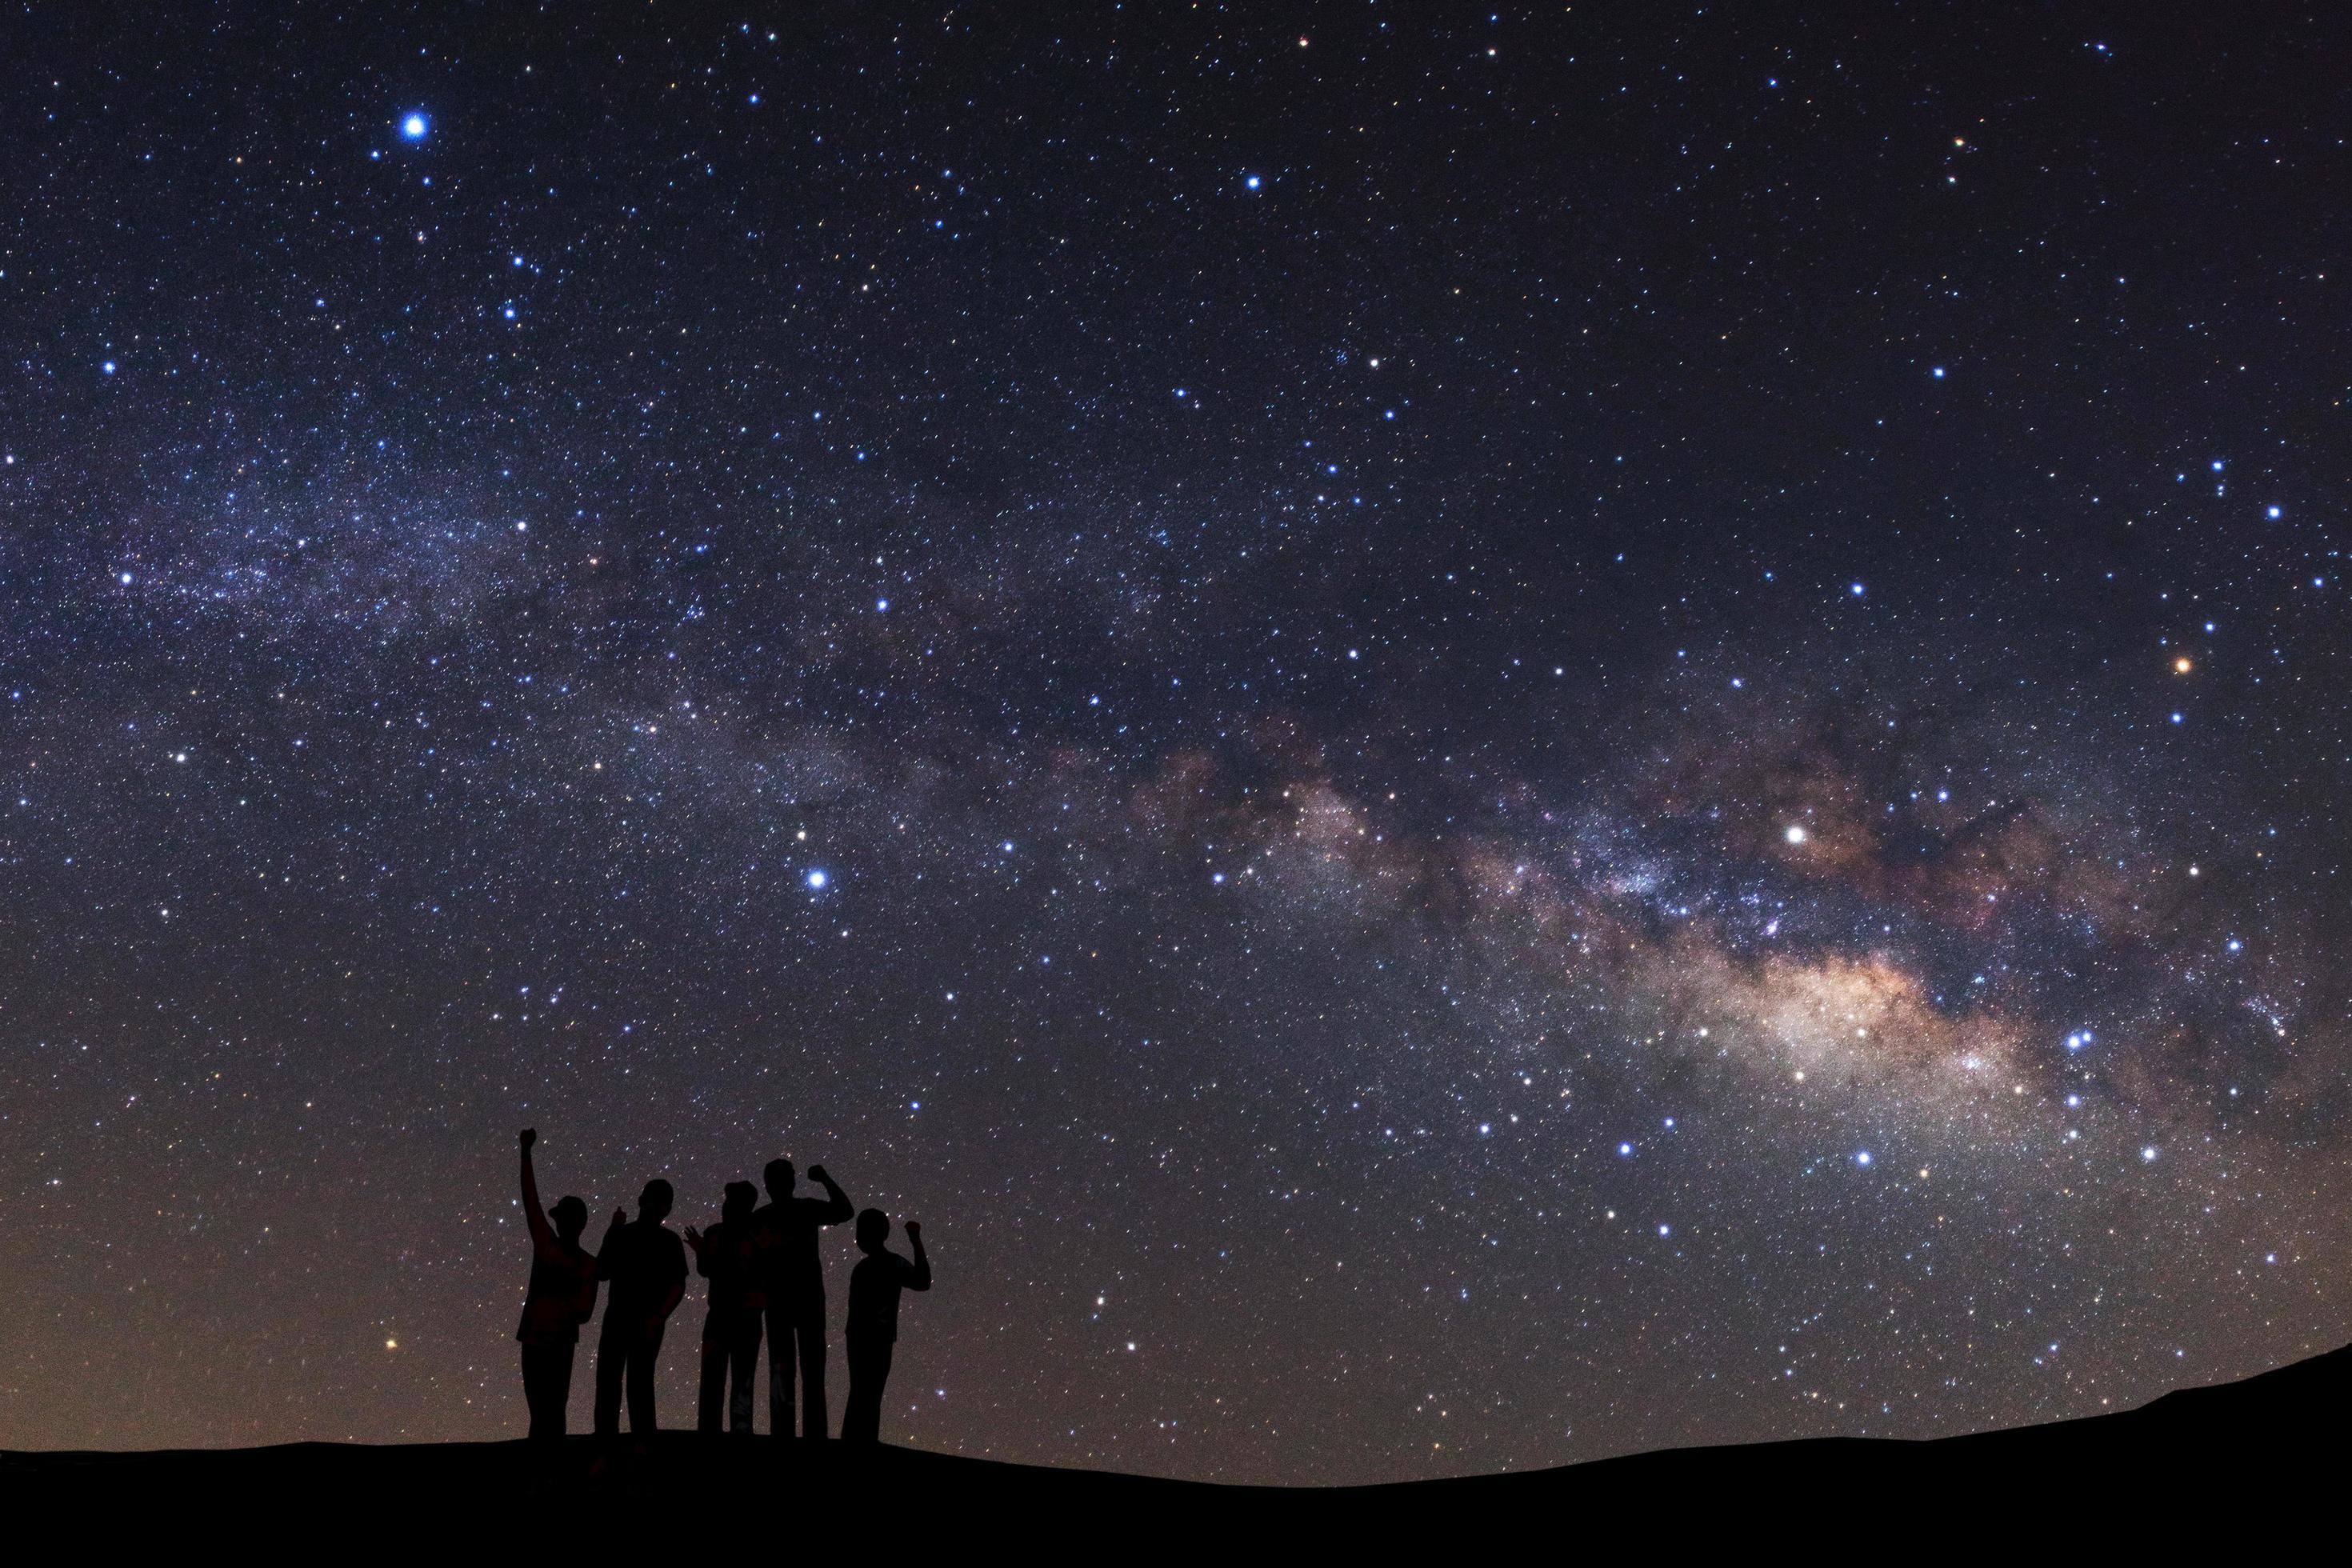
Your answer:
[841,1210,930,1446]
[593,1178,687,1440]
[750,1157,853,1440]
[515,1129,599,1441]
[685,1180,764,1434]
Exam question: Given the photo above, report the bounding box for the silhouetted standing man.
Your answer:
[841,1210,929,1445]
[685,1180,764,1434]
[515,1129,599,1440]
[750,1158,852,1440]
[594,1178,688,1439]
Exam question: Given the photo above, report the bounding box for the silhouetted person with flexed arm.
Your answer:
[515,1129,598,1440]
[750,1158,853,1440]
[593,1178,687,1440]
[685,1180,764,1434]
[840,1210,929,1446]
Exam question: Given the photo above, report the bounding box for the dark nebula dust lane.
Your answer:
[4,4,2351,1484]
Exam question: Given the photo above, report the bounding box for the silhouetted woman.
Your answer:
[685,1180,765,1434]
[515,1129,599,1439]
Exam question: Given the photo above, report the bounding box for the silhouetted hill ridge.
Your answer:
[6,1342,2342,1539]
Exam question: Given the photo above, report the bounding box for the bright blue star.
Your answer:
[806,869,829,890]
[401,113,428,140]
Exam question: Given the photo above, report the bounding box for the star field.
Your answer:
[5,4,2352,1484]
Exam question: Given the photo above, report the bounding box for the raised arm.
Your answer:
[809,1164,854,1225]
[905,1220,930,1292]
[518,1130,555,1257]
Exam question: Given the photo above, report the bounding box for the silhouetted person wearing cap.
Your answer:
[685,1180,764,1434]
[515,1129,598,1440]
[750,1158,853,1440]
[594,1178,687,1439]
[841,1210,929,1445]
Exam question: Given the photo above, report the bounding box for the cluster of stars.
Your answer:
[0,3,2344,1490]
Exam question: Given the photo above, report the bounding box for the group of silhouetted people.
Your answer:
[516,1130,930,1446]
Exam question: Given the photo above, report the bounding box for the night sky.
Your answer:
[6,2,2352,1485]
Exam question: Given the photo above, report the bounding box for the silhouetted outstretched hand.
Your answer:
[520,1128,537,1151]
[808,1165,829,1184]
[682,1225,704,1251]
[611,1206,627,1229]
[904,1220,922,1238]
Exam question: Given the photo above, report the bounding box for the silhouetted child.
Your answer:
[840,1210,929,1445]
[593,1179,688,1438]
[750,1158,854,1439]
[685,1180,765,1434]
[515,1129,599,1440]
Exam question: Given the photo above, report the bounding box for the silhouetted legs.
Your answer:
[698,1318,763,1434]
[841,1336,892,1445]
[765,1300,827,1439]
[696,1338,724,1434]
[595,1322,664,1436]
[520,1341,575,1440]
[729,1321,760,1431]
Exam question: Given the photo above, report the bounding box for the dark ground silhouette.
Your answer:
[10,1341,2349,1544]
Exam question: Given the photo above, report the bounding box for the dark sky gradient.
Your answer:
[6,3,2352,1483]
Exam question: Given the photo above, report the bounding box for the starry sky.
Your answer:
[6,2,2352,1485]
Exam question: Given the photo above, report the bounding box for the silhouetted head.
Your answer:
[722,1180,758,1224]
[551,1195,589,1244]
[763,1158,795,1199]
[855,1207,890,1252]
[638,1179,674,1222]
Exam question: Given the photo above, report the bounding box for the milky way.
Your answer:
[5,7,2350,1483]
